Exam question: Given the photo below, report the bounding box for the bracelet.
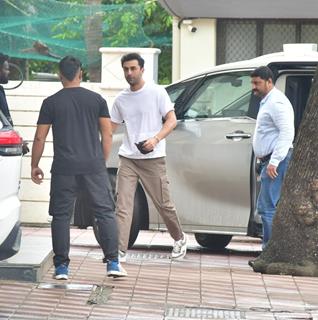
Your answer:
[154,135,160,143]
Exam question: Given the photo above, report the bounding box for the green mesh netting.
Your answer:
[0,0,168,66]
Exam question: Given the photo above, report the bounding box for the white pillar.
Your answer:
[176,19,217,80]
[172,17,181,82]
[99,47,161,89]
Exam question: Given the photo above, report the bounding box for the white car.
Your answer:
[0,110,23,260]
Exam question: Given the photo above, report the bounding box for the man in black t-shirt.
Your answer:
[31,56,127,279]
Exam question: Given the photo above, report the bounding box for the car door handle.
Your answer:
[226,130,251,140]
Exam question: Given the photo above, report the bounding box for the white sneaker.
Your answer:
[118,250,127,263]
[171,232,187,260]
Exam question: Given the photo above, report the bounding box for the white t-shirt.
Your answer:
[111,82,174,159]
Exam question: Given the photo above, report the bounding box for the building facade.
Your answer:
[158,0,318,81]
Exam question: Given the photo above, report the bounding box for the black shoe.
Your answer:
[248,259,255,268]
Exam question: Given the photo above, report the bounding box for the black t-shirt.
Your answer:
[37,87,110,175]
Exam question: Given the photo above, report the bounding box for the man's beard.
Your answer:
[252,89,261,97]
[0,75,8,84]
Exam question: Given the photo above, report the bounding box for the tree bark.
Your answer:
[84,0,103,82]
[252,69,318,276]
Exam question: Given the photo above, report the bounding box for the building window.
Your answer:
[217,19,318,64]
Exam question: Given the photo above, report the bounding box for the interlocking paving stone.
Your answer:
[1,228,318,320]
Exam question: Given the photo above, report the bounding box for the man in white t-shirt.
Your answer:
[111,52,187,262]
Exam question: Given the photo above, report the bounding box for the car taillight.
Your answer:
[0,130,23,156]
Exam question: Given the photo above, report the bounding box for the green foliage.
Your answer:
[103,4,144,47]
[158,46,172,84]
[143,0,173,83]
[28,60,57,74]
[52,17,84,40]
[5,0,173,83]
[143,0,172,32]
[101,0,172,83]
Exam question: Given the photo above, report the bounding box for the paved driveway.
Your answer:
[0,227,318,319]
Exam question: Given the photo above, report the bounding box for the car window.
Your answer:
[0,110,10,129]
[166,83,188,103]
[184,71,253,118]
[0,112,5,129]
[166,78,202,119]
[166,78,198,103]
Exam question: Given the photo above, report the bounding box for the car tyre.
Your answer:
[194,233,232,250]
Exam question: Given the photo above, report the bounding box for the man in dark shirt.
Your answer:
[31,56,127,279]
[0,52,13,125]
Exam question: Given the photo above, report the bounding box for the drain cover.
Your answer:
[128,252,170,260]
[165,307,246,319]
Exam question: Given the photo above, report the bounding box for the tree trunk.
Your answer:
[84,0,103,82]
[252,69,318,276]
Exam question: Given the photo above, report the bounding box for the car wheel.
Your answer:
[194,233,232,250]
[93,170,147,249]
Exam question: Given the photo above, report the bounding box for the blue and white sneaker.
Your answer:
[107,259,127,278]
[55,264,69,280]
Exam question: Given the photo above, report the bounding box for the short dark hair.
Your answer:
[251,66,274,81]
[0,52,9,67]
[121,52,144,68]
[59,56,82,81]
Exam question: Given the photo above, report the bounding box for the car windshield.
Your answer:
[184,71,253,118]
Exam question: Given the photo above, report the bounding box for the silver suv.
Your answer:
[76,44,318,250]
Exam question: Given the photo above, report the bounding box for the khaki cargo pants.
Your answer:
[116,156,183,251]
